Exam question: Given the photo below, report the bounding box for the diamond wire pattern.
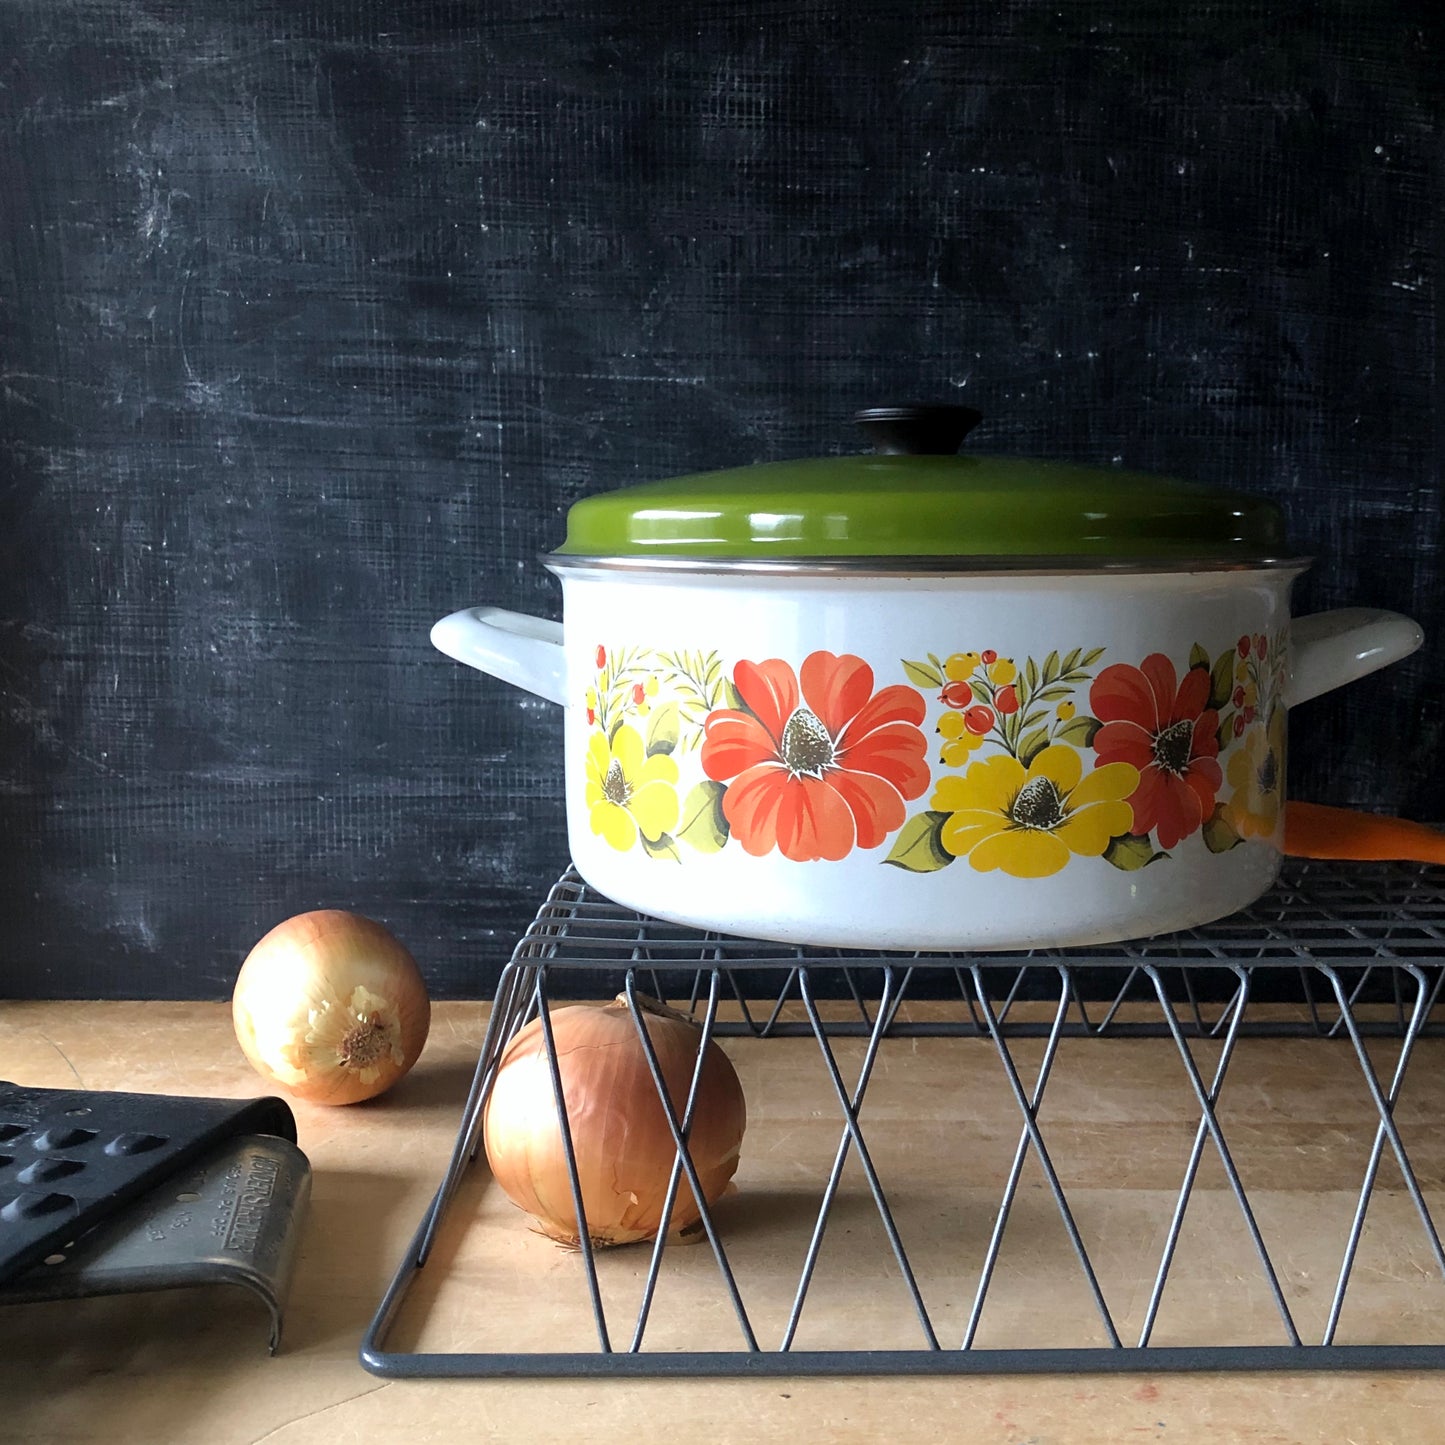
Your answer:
[363,861,1445,1378]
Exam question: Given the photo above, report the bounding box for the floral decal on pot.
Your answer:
[927,745,1139,878]
[584,724,680,854]
[890,645,1132,877]
[1091,654,1223,851]
[887,633,1288,877]
[579,629,1287,872]
[699,652,930,862]
[1215,632,1288,845]
[583,645,740,859]
[905,647,1107,765]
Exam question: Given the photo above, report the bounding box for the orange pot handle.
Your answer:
[1284,802,1445,863]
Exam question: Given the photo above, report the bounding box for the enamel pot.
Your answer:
[432,407,1423,950]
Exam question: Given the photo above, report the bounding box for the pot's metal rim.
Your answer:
[544,552,1315,579]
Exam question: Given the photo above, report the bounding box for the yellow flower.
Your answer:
[987,658,1018,686]
[1222,711,1285,839]
[1056,701,1076,721]
[585,687,598,709]
[584,724,679,851]
[944,651,981,681]
[931,745,1139,878]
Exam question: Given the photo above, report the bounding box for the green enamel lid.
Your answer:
[554,407,1287,563]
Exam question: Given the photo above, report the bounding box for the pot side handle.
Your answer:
[430,607,566,706]
[1286,608,1424,708]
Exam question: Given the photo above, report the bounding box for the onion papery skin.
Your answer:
[231,910,431,1105]
[483,997,747,1248]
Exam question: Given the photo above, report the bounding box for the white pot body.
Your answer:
[432,569,1421,952]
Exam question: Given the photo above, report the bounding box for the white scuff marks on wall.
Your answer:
[130,144,191,256]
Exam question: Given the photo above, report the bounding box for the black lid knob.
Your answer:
[854,405,983,456]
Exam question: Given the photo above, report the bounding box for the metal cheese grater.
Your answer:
[0,1083,310,1352]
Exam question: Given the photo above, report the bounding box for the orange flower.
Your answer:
[701,652,929,861]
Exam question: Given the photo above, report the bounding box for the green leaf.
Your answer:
[640,831,682,862]
[928,653,944,672]
[1209,650,1235,711]
[1042,649,1060,685]
[1025,656,1040,694]
[903,659,944,688]
[969,679,993,706]
[1103,832,1170,870]
[1060,647,1081,674]
[883,811,955,872]
[722,679,744,711]
[1216,715,1235,752]
[661,650,728,716]
[1202,804,1244,853]
[1034,685,1074,703]
[1080,646,1107,667]
[1018,726,1052,766]
[645,701,681,756]
[1021,708,1047,729]
[638,832,682,861]
[676,780,729,854]
[1189,642,1211,672]
[1055,714,1102,748]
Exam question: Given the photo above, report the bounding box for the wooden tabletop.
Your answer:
[4,998,1445,1444]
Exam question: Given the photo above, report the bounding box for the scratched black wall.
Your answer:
[0,2,1440,999]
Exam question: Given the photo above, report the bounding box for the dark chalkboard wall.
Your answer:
[1,2,1440,999]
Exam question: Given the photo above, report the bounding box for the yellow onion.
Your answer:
[483,994,746,1247]
[232,910,431,1105]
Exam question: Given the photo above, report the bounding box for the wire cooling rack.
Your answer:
[362,860,1445,1377]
